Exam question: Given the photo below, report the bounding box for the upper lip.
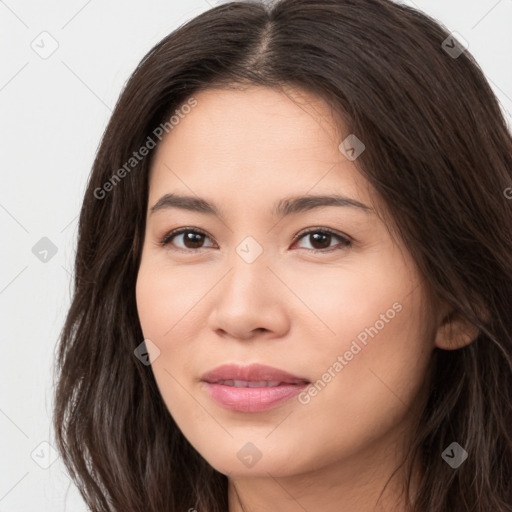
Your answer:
[201,363,310,385]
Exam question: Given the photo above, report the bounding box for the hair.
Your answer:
[52,0,512,510]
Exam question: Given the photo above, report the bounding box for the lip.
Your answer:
[201,363,309,384]
[200,363,310,413]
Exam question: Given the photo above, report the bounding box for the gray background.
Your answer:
[1,0,511,510]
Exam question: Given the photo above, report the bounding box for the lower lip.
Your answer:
[202,382,308,412]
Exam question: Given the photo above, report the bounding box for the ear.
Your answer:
[434,307,480,351]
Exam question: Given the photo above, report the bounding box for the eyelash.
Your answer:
[159,226,352,253]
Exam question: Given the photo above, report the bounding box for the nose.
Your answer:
[207,250,290,341]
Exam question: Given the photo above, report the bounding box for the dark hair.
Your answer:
[52,0,512,510]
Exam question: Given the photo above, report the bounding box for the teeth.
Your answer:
[217,380,283,387]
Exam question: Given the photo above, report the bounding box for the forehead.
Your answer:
[148,86,375,213]
[155,86,342,160]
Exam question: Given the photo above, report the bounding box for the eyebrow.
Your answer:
[149,193,373,218]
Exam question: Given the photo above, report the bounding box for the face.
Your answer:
[136,86,438,479]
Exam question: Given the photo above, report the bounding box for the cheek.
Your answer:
[136,261,165,338]
[135,258,204,341]
[305,278,432,425]
[282,254,414,359]
[293,254,433,423]
[135,257,204,413]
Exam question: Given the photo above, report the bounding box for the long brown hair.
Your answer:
[52,1,512,510]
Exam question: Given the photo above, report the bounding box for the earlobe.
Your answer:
[434,309,480,350]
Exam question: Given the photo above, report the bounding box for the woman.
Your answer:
[52,0,512,510]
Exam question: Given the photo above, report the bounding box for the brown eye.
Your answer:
[307,232,332,250]
[293,228,352,253]
[180,231,206,249]
[160,227,351,254]
[161,228,215,250]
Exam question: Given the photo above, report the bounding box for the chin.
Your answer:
[198,442,307,478]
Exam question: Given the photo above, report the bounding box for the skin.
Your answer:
[135,86,476,511]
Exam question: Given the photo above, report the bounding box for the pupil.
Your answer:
[311,233,330,249]
[185,232,203,248]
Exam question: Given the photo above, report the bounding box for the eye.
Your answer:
[159,227,216,251]
[160,226,352,253]
[292,227,352,253]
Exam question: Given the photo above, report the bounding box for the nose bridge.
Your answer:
[234,234,267,267]
[207,232,286,335]
[223,234,271,298]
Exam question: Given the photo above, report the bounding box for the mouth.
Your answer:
[200,363,310,412]
[209,380,298,387]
